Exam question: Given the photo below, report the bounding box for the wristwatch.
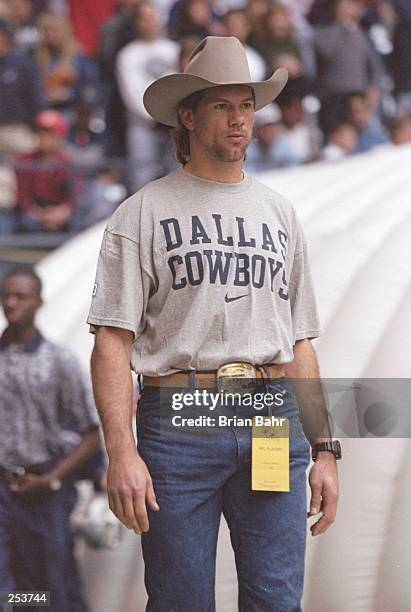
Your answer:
[46,475,63,491]
[311,440,342,462]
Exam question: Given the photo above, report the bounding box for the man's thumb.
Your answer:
[308,486,321,516]
[146,480,160,511]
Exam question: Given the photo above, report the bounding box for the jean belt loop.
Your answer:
[189,369,196,393]
[261,365,270,380]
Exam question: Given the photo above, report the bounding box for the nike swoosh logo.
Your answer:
[225,293,249,303]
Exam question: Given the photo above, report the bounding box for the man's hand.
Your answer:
[107,452,159,535]
[307,453,339,536]
[9,473,51,498]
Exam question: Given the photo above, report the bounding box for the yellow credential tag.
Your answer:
[251,416,289,492]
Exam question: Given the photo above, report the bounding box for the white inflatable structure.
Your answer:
[2,144,411,611]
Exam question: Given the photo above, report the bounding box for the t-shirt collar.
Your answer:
[0,328,44,353]
[179,167,251,193]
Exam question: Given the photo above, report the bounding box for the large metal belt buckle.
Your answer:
[217,362,257,395]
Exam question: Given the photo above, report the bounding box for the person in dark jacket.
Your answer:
[313,0,385,134]
[0,19,44,155]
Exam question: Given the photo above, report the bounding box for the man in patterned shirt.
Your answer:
[0,265,101,612]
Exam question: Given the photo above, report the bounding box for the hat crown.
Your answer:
[143,36,288,127]
[184,36,251,84]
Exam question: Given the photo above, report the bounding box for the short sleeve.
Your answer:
[87,229,147,338]
[288,228,321,344]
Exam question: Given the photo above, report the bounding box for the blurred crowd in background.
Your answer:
[0,0,410,238]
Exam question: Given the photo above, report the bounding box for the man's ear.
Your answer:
[179,107,195,131]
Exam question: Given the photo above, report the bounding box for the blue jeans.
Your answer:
[0,477,89,612]
[137,379,311,612]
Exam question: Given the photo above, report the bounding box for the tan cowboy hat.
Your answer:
[143,36,288,128]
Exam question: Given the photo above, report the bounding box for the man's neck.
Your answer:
[139,34,158,43]
[184,158,245,184]
[4,324,37,347]
[336,18,358,29]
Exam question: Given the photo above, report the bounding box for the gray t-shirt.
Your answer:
[87,168,320,375]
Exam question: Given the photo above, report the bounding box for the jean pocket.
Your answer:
[265,379,303,419]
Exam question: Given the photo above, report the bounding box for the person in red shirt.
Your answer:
[15,110,78,233]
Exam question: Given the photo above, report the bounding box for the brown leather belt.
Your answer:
[144,363,285,389]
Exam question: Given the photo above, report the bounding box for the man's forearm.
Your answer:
[285,339,332,446]
[90,326,137,460]
[48,428,101,481]
[90,326,158,533]
[286,342,339,535]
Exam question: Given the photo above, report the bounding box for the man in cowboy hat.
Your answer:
[88,36,340,611]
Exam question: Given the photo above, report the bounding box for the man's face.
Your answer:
[393,119,411,145]
[9,0,32,23]
[0,275,41,328]
[331,124,358,151]
[257,122,280,146]
[184,85,255,163]
[120,0,140,11]
[267,6,291,38]
[135,4,160,40]
[281,98,304,128]
[335,0,364,23]
[37,128,62,154]
[224,13,250,43]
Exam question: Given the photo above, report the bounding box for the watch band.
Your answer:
[311,440,342,461]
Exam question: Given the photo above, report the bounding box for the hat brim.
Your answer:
[143,67,288,127]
